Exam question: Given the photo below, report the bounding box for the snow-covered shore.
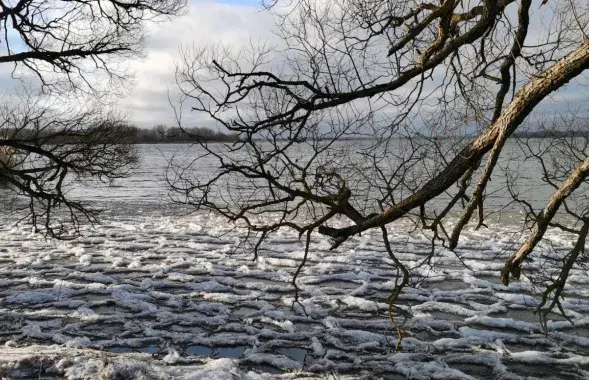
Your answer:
[0,207,588,379]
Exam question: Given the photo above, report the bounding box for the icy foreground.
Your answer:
[0,205,589,379]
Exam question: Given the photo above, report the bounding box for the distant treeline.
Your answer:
[0,125,239,145]
[1,125,585,145]
[512,130,588,138]
[126,125,238,144]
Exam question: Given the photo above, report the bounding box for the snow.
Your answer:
[0,190,588,377]
[163,347,181,364]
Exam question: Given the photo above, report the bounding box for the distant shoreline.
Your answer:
[129,132,587,144]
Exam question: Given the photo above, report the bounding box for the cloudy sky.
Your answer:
[3,0,584,130]
[119,0,589,130]
[121,0,276,128]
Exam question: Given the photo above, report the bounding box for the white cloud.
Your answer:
[122,0,278,127]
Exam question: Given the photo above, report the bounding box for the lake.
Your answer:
[69,139,585,214]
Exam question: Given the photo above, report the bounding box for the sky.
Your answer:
[0,0,274,129]
[119,0,589,130]
[1,0,587,130]
[120,0,276,128]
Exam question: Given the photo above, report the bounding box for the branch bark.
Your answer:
[319,40,589,247]
[501,154,589,285]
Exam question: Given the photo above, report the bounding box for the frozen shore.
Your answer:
[0,208,588,379]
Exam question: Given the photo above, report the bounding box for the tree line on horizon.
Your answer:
[1,123,585,146]
[125,125,238,143]
[0,124,239,145]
